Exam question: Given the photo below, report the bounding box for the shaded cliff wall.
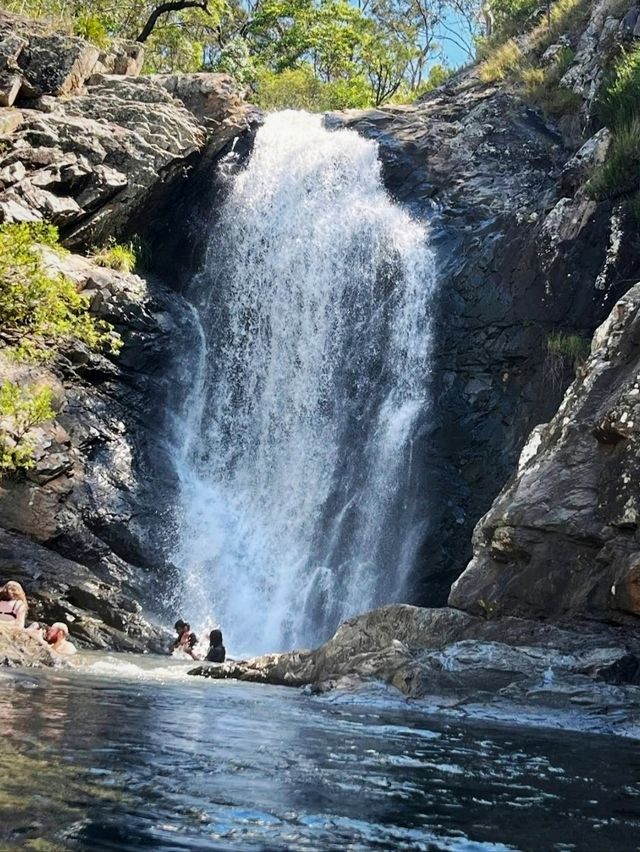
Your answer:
[336,0,640,603]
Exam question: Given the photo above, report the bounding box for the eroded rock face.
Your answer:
[449,283,640,624]
[0,69,250,245]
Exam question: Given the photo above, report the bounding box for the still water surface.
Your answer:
[0,654,639,851]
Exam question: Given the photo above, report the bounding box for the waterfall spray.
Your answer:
[171,111,437,654]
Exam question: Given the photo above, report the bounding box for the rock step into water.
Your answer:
[188,604,640,714]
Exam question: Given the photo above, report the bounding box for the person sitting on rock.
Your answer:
[205,628,226,663]
[45,622,77,655]
[170,619,199,660]
[0,581,28,629]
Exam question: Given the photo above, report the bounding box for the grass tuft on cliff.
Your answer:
[91,241,137,274]
[588,46,640,202]
[598,44,640,130]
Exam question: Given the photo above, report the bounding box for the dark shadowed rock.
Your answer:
[0,529,169,651]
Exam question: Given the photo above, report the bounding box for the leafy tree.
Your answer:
[1,0,484,104]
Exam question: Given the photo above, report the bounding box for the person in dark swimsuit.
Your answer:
[170,619,199,660]
[205,629,226,663]
[0,581,28,629]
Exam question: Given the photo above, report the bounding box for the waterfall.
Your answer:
[170,111,437,655]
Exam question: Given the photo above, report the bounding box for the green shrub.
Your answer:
[0,380,55,474]
[91,241,137,273]
[587,118,640,200]
[0,222,119,360]
[598,44,640,131]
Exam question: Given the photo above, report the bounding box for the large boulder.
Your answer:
[0,70,251,245]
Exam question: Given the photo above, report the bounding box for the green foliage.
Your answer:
[0,0,474,107]
[489,0,539,40]
[0,380,55,474]
[91,240,137,273]
[391,64,451,102]
[586,45,640,203]
[0,222,119,360]
[598,45,640,131]
[588,118,640,200]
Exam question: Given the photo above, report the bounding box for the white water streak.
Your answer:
[170,111,437,655]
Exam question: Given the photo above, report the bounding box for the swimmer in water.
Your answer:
[170,620,199,661]
[45,622,77,655]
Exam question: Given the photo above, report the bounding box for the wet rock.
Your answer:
[189,604,640,727]
[0,529,169,652]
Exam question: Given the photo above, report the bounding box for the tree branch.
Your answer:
[136,0,211,43]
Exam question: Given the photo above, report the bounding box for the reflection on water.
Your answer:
[0,655,639,851]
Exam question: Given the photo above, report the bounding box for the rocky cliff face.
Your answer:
[450,281,640,623]
[0,11,252,648]
[332,0,640,603]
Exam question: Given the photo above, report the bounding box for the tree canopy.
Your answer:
[3,0,485,107]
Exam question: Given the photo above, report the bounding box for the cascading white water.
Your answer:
[170,111,437,655]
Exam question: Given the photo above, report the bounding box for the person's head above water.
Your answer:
[174,619,190,634]
[46,622,69,643]
[209,629,223,647]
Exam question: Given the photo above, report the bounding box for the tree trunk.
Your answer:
[136,0,210,43]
